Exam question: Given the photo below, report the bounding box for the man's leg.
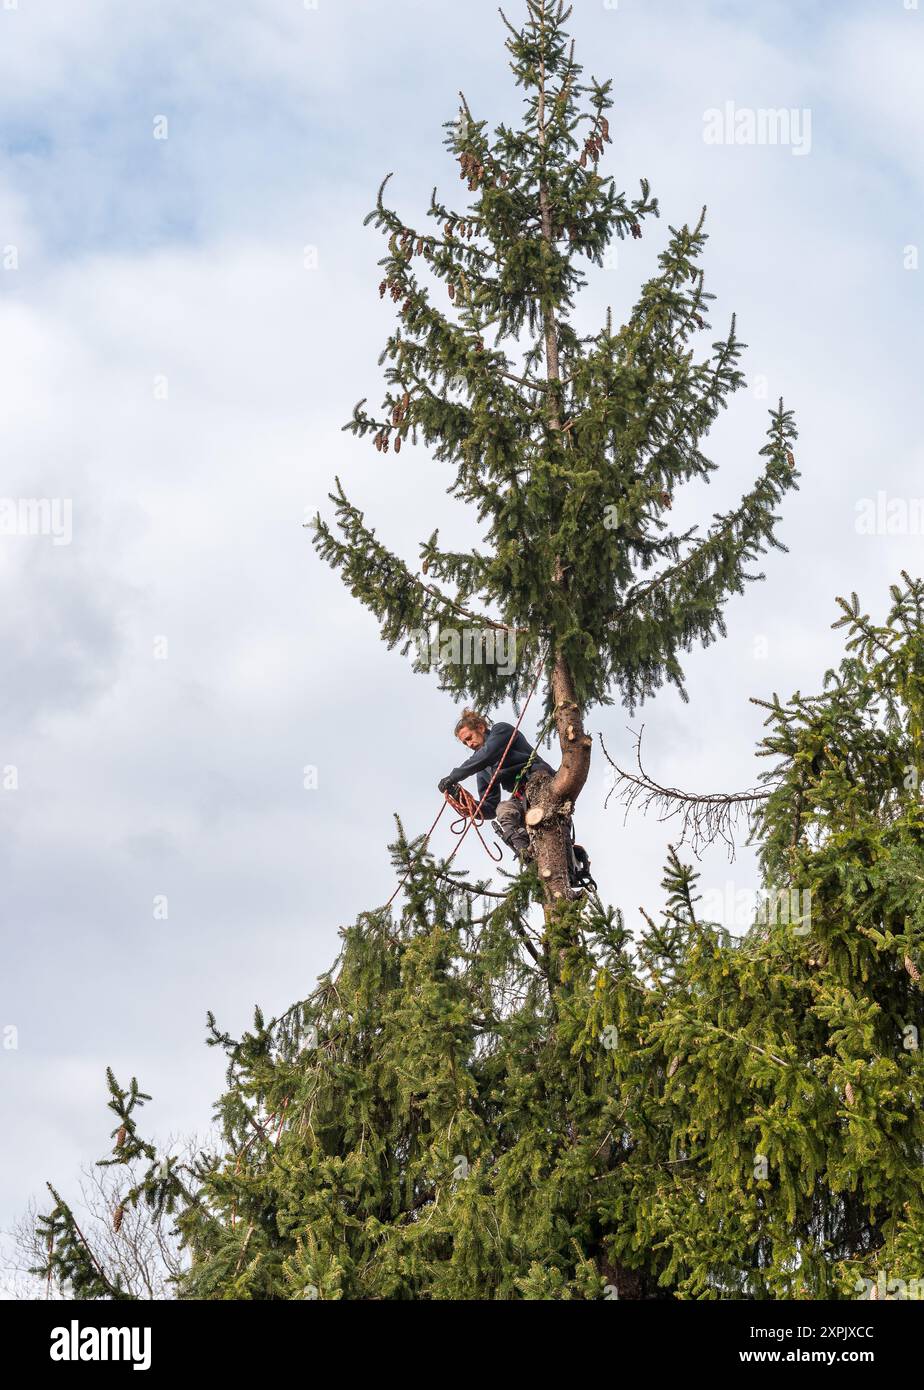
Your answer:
[493,797,530,858]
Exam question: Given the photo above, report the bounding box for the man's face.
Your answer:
[458,726,485,751]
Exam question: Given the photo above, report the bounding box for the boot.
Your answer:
[493,820,531,866]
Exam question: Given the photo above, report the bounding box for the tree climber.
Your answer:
[438,710,595,889]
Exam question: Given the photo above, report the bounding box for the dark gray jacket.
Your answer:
[445,722,554,819]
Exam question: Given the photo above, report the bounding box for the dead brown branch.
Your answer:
[600,726,771,860]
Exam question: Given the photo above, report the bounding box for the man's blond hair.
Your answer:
[454,709,489,738]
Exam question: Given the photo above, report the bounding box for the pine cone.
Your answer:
[667,1055,680,1078]
[394,435,401,454]
[904,955,921,984]
[448,284,456,300]
[402,391,410,412]
[116,1125,127,1149]
[378,280,387,299]
[845,1081,855,1106]
[786,449,796,469]
[113,1204,124,1234]
[631,224,642,240]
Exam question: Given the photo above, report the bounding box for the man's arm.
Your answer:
[477,767,501,820]
[444,723,512,785]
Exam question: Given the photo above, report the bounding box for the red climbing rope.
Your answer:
[382,644,550,910]
[444,784,503,863]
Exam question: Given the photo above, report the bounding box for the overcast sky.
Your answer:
[2,0,923,1290]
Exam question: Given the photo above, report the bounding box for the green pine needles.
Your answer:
[33,576,924,1299]
[313,0,799,714]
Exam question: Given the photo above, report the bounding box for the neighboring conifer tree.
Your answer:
[312,0,799,916]
[613,573,924,1298]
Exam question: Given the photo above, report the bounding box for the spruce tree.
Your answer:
[312,0,799,917]
[613,573,924,1298]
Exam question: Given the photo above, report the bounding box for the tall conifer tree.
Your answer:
[312,0,799,916]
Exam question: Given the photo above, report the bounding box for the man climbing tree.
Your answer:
[313,0,799,927]
[439,708,594,887]
[439,708,552,858]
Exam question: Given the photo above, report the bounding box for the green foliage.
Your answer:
[312,0,799,713]
[35,578,924,1300]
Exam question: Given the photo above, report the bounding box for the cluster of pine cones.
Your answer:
[579,116,611,167]
[457,149,508,191]
[373,391,413,455]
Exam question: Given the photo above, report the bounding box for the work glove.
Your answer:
[437,776,455,795]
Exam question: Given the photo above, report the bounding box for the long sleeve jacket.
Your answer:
[444,722,554,819]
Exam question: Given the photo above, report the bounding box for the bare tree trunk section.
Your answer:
[529,21,593,927]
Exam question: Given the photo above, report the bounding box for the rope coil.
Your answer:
[443,784,503,862]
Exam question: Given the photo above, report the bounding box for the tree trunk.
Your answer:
[530,32,593,927]
[525,652,593,924]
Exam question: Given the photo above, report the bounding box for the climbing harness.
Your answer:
[509,708,557,797]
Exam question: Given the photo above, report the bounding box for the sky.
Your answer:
[1,0,923,1291]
